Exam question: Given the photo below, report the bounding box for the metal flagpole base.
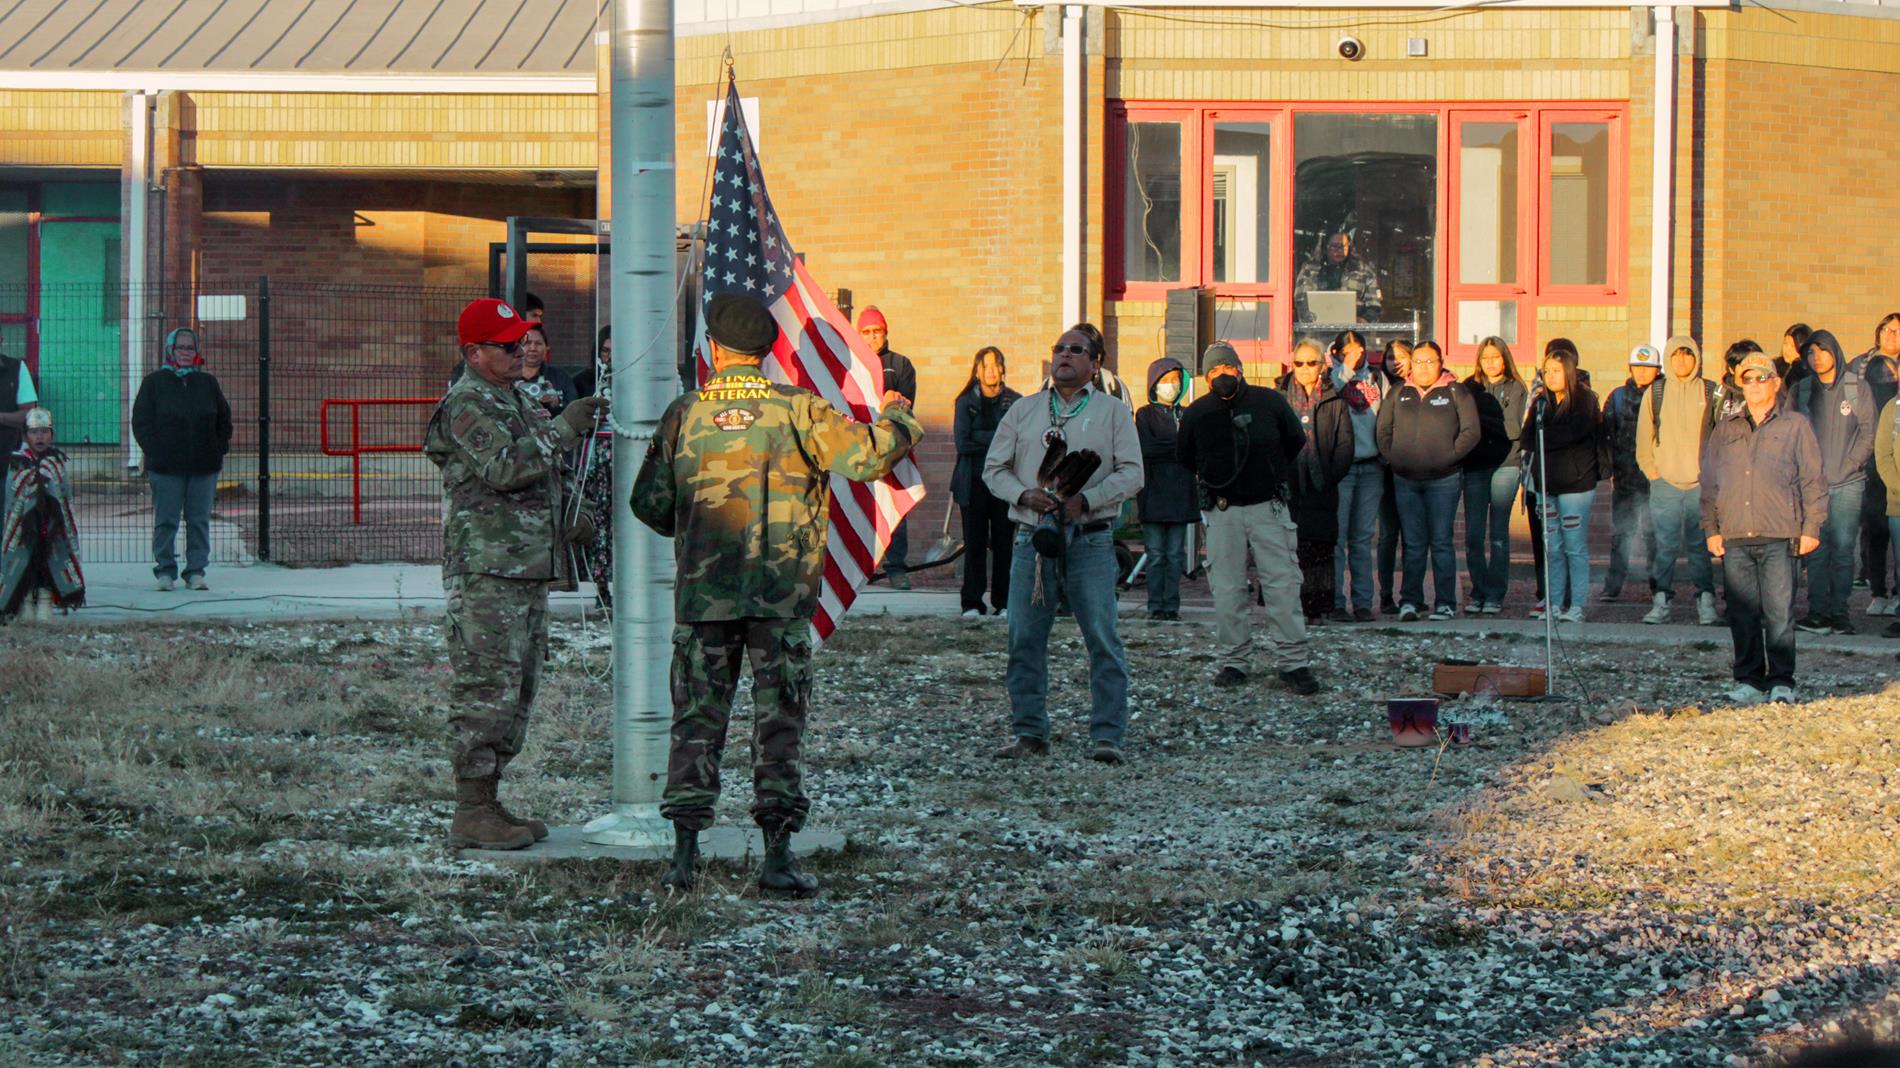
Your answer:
[463,815,846,863]
[580,801,674,851]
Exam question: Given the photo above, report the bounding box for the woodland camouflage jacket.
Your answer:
[631,365,923,622]
[424,371,580,582]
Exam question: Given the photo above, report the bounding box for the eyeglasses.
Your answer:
[1051,343,1091,356]
[1292,360,1323,368]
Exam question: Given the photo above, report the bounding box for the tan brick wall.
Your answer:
[0,91,121,167]
[183,92,598,170]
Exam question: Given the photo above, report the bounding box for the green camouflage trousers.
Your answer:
[442,573,549,780]
[660,618,814,834]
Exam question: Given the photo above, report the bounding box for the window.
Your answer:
[1110,102,1626,358]
[1121,121,1183,284]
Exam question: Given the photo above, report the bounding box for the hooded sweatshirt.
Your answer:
[1375,370,1480,481]
[1790,330,1875,488]
[1135,359,1198,524]
[1329,355,1383,462]
[1636,335,1716,490]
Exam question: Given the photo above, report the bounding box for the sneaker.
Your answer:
[1327,608,1354,624]
[1480,602,1501,616]
[1642,592,1670,625]
[1884,619,1900,639]
[991,737,1049,759]
[962,608,983,619]
[1696,591,1718,626]
[1725,682,1767,706]
[1767,685,1799,704]
[185,575,208,591]
[1379,597,1398,616]
[1398,604,1420,622]
[1306,614,1328,628]
[996,609,1009,622]
[1829,617,1855,636]
[1429,604,1455,621]
[1796,615,1833,635]
[156,576,176,592]
[1600,585,1623,601]
[1353,607,1374,623]
[1087,740,1125,765]
[1279,666,1320,696]
[1867,596,1891,618]
[889,572,911,591]
[1213,666,1248,687]
[1559,606,1585,624]
[1463,601,1482,615]
[1530,605,1547,621]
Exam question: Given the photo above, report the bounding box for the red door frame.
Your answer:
[1445,110,1536,363]
[0,182,119,378]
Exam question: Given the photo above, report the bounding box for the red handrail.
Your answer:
[319,397,440,524]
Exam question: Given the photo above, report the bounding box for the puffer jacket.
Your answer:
[1602,376,1652,486]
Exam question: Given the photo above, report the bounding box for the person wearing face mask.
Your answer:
[132,328,233,592]
[1375,341,1479,621]
[1276,339,1355,627]
[1177,342,1319,694]
[1135,356,1195,621]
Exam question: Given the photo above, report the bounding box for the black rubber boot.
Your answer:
[758,830,818,897]
[662,824,699,890]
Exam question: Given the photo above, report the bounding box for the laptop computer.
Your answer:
[1305,290,1358,324]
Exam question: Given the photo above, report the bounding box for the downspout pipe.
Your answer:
[124,90,150,470]
[1648,5,1677,347]
[1061,4,1084,327]
[581,0,676,851]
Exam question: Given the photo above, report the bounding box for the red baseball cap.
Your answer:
[458,298,535,346]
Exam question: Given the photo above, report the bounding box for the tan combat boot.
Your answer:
[447,778,533,850]
[490,773,548,842]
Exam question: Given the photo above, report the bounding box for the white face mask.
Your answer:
[1156,380,1182,404]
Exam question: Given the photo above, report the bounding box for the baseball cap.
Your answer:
[1734,352,1778,380]
[458,298,535,346]
[1627,344,1662,368]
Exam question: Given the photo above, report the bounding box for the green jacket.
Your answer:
[424,370,580,582]
[632,364,924,622]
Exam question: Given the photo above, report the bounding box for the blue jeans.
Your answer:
[1805,479,1864,621]
[1649,481,1714,598]
[1724,540,1796,691]
[1334,461,1383,611]
[150,471,217,580]
[1463,465,1519,606]
[886,516,910,575]
[1604,477,1654,595]
[1143,522,1187,614]
[1541,489,1598,612]
[1006,529,1129,746]
[1395,474,1462,610]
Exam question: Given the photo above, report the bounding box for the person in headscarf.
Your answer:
[131,327,233,592]
[1,407,84,622]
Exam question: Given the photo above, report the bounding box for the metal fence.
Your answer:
[9,280,490,566]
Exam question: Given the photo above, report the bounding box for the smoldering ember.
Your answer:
[1,615,1896,1066]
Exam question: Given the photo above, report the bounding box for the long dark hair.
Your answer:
[1330,329,1368,360]
[1472,335,1522,386]
[960,346,1006,398]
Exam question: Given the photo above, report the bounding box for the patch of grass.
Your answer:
[388,982,461,1017]
[788,975,880,1026]
[1057,937,1139,985]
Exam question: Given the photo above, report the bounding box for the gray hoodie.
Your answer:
[1791,330,1875,487]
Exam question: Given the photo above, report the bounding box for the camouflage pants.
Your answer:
[443,573,549,780]
[660,618,814,835]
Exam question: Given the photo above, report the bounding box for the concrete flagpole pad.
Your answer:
[461,824,846,863]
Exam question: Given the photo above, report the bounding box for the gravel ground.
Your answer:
[1,615,1896,1066]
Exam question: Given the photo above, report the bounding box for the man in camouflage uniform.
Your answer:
[1294,231,1384,324]
[424,297,607,851]
[632,293,922,895]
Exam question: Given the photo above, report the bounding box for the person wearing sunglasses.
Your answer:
[1699,351,1826,705]
[424,298,609,853]
[1276,339,1356,629]
[982,324,1144,764]
[1177,342,1319,695]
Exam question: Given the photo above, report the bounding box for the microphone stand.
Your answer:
[1534,390,1556,693]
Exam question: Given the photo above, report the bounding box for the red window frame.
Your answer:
[1107,101,1630,365]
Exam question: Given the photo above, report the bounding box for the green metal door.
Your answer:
[38,214,121,446]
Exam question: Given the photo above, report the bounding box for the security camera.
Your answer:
[1336,36,1365,61]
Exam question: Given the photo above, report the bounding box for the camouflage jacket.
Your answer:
[631,364,924,622]
[1294,256,1384,323]
[424,370,580,581]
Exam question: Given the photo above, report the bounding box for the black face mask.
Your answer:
[1211,374,1241,400]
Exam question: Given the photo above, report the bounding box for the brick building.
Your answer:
[4,0,1899,544]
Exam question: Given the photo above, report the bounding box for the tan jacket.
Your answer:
[1636,369,1714,490]
[1876,397,1900,517]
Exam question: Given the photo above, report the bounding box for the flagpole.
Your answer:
[581,0,676,851]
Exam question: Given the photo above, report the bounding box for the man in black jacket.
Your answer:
[1177,342,1318,695]
[1791,330,1875,635]
[858,306,918,588]
[1700,352,1826,705]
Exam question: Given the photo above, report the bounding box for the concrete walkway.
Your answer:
[45,560,1900,656]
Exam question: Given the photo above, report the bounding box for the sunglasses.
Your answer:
[1740,372,1774,384]
[481,339,523,355]
[1292,360,1323,368]
[1051,343,1091,357]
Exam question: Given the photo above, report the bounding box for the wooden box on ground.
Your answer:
[1432,663,1548,698]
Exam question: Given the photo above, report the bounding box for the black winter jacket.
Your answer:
[1520,388,1606,496]
[1135,358,1198,523]
[1790,331,1875,487]
[1602,377,1652,485]
[1275,374,1355,540]
[1177,380,1306,508]
[132,370,233,475]
[951,385,1020,507]
[1375,374,1479,481]
[1460,375,1517,472]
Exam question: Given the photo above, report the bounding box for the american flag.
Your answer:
[692,77,926,644]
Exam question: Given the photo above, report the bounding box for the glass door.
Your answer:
[1447,112,1534,361]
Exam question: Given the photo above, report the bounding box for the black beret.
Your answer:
[706,293,778,357]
